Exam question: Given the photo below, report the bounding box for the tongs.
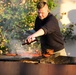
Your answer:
[22,38,38,45]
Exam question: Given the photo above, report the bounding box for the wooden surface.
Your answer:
[0,62,76,75]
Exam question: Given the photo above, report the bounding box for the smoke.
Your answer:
[8,39,35,58]
[8,39,25,53]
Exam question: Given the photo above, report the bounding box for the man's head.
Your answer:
[37,1,49,20]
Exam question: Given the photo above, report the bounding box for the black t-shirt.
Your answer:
[34,13,64,53]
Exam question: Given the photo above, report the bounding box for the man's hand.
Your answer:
[26,28,44,43]
[26,35,35,43]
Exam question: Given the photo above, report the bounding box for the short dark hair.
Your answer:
[37,1,47,9]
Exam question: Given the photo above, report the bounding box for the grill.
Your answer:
[0,54,76,75]
[0,54,76,64]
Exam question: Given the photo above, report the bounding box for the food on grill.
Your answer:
[6,53,17,56]
[43,54,51,57]
[47,49,54,55]
[18,52,41,58]
[21,60,38,63]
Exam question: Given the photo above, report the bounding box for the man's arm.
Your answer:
[26,28,44,43]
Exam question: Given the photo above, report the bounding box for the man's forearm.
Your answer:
[32,28,44,38]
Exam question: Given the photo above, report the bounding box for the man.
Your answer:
[26,1,67,57]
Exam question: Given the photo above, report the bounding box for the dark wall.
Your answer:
[0,62,76,75]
